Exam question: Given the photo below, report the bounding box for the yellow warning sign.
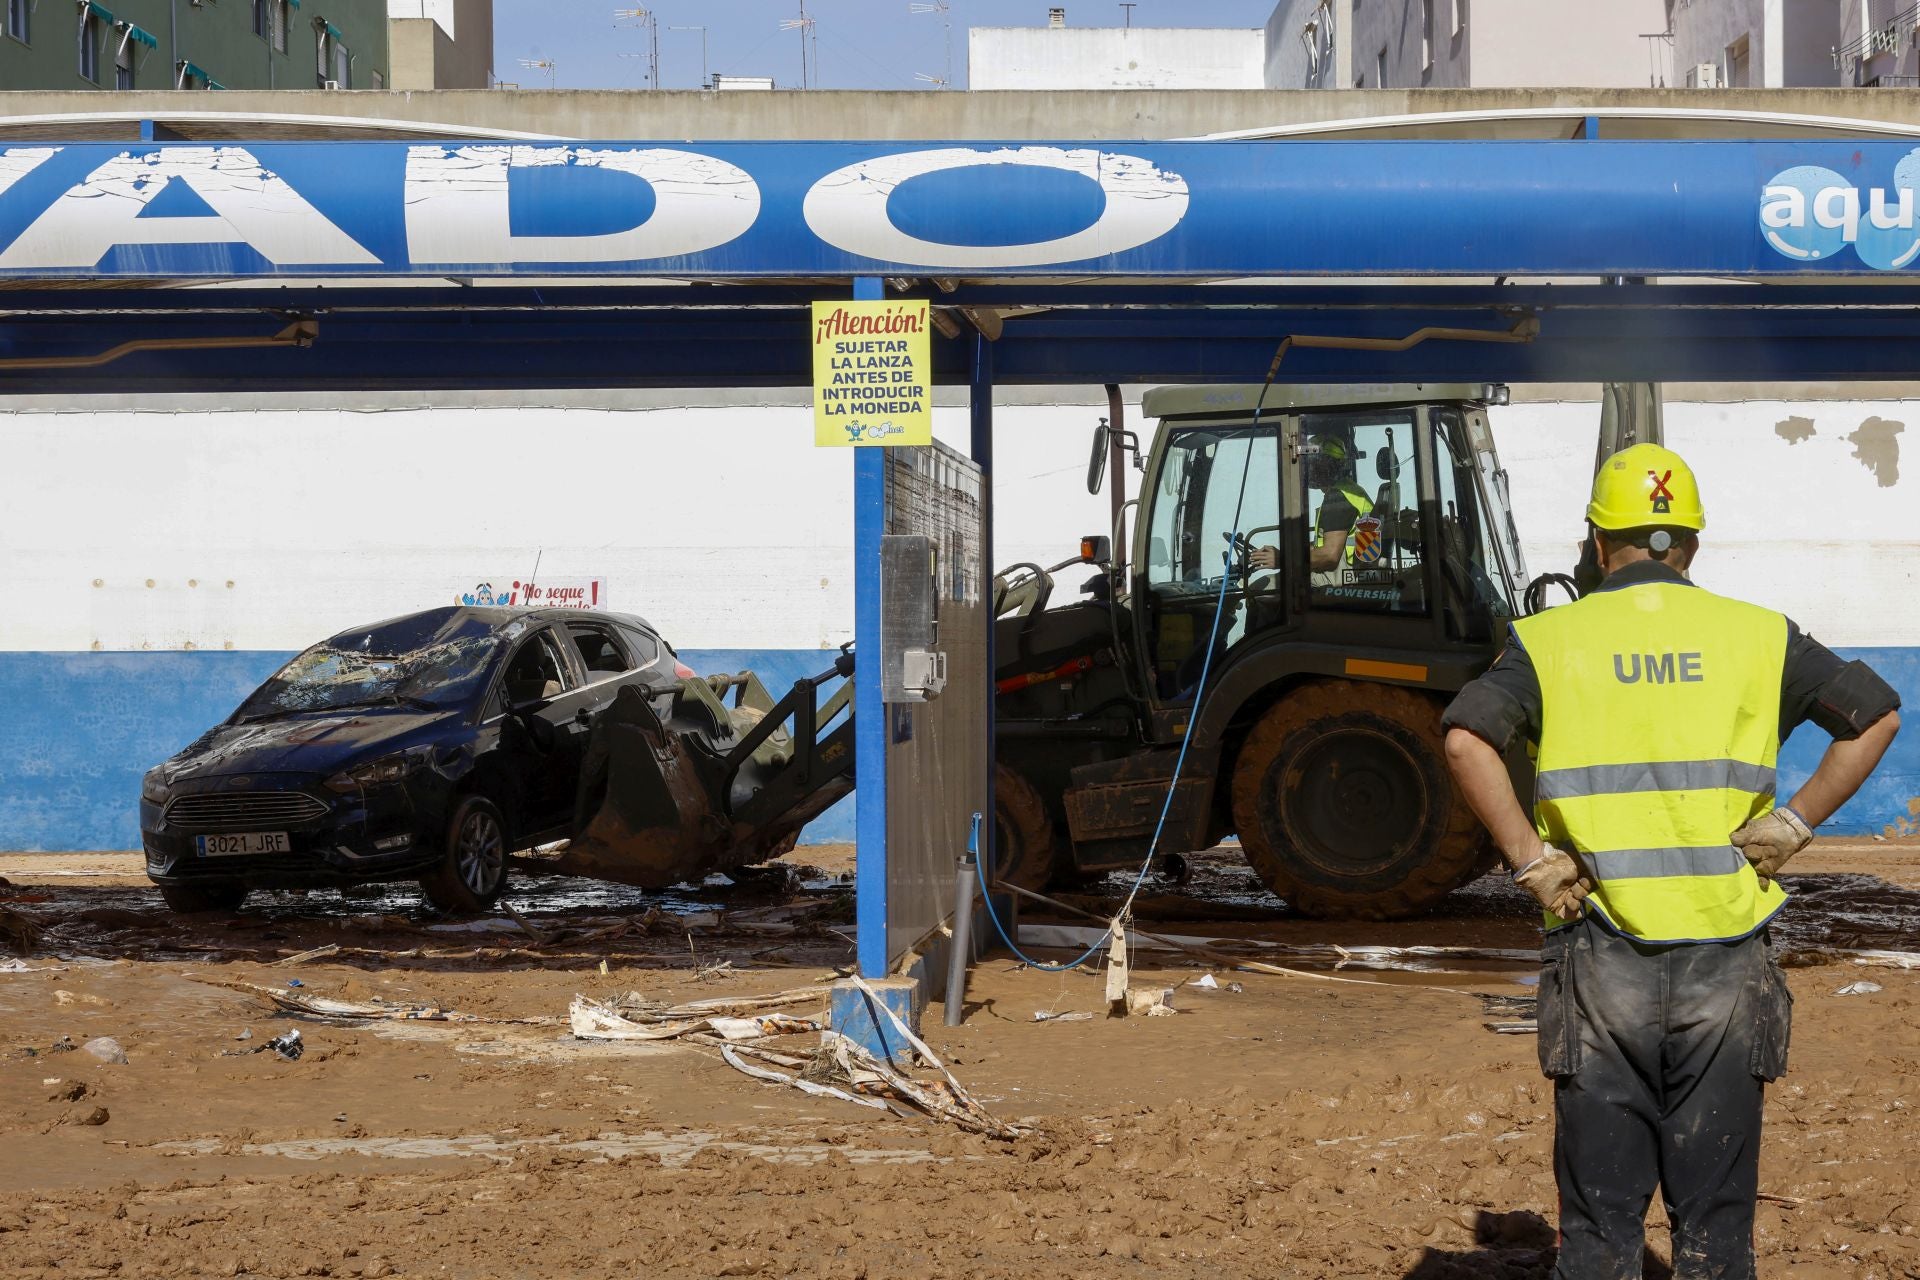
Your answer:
[812,299,932,447]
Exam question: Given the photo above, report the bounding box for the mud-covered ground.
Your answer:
[2,841,1918,1279]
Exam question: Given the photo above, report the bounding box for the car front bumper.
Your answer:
[142,776,443,889]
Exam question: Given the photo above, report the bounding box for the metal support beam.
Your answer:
[852,275,888,979]
[969,332,995,883]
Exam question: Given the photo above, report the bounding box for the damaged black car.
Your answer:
[140,606,687,914]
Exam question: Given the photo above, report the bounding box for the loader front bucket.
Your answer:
[550,683,730,889]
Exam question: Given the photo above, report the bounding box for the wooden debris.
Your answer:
[274,943,341,966]
[568,995,820,1043]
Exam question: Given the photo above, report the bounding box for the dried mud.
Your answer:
[2,840,1918,1279]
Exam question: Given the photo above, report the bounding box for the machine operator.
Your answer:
[1248,432,1374,577]
[1441,444,1900,1280]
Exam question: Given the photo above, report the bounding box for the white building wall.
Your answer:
[968,26,1266,91]
[1467,0,1669,88]
[3,390,1916,848]
[0,403,1112,656]
[5,391,1914,654]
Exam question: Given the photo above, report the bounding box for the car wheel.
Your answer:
[421,795,509,914]
[159,882,249,914]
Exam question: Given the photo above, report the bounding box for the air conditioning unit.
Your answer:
[322,78,343,89]
[1685,62,1719,88]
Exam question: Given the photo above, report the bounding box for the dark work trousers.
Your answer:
[1538,917,1793,1280]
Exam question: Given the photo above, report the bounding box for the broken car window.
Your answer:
[237,635,502,720]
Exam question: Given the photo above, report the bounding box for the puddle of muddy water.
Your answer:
[151,1130,945,1167]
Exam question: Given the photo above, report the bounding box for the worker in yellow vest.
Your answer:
[1442,444,1900,1280]
[1248,432,1374,575]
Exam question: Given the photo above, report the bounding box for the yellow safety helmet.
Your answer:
[1586,443,1705,533]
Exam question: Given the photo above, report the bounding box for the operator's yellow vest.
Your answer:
[1510,578,1789,944]
[1314,482,1375,564]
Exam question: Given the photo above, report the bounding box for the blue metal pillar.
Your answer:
[969,333,996,880]
[852,276,889,979]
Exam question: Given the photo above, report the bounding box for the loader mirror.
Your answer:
[1087,419,1109,495]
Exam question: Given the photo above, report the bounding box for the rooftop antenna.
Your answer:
[909,1,952,88]
[780,2,817,88]
[524,549,543,605]
[1120,2,1136,28]
[516,58,556,89]
[612,8,660,89]
[671,24,710,89]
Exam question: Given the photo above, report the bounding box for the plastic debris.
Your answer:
[235,1028,253,1041]
[1834,980,1883,996]
[1193,973,1220,990]
[264,1028,304,1060]
[81,1036,127,1064]
[1127,987,1177,1017]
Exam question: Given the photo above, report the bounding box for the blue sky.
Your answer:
[495,1,1281,90]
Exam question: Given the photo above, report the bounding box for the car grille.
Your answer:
[164,791,330,832]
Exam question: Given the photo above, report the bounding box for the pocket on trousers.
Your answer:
[1750,951,1794,1082]
[1536,930,1580,1079]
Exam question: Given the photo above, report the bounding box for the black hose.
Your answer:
[1523,572,1581,615]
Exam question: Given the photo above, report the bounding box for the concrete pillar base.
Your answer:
[827,975,920,1063]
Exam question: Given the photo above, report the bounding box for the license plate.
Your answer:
[194,832,290,857]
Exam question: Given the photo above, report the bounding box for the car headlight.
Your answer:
[325,748,430,793]
[141,769,168,804]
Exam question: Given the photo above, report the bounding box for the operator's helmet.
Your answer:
[1587,443,1705,533]
[1305,431,1358,489]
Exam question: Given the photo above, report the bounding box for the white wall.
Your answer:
[969,26,1266,91]
[0,402,1113,655]
[2,391,1915,655]
[1468,0,1669,88]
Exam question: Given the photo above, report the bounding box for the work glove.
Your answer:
[1730,806,1814,885]
[1512,846,1592,922]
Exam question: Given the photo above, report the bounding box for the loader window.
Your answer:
[1142,425,1284,700]
[1301,411,1426,616]
[1433,409,1519,641]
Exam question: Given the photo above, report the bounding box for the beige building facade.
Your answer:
[386,0,491,90]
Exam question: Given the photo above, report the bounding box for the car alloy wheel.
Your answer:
[454,806,506,895]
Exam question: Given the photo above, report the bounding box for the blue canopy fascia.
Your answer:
[0,138,1916,282]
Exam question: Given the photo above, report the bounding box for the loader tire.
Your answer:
[992,763,1062,893]
[1230,679,1493,920]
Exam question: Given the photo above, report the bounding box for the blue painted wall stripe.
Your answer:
[0,646,1912,853]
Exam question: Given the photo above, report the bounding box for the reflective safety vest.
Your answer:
[1510,578,1789,944]
[1314,482,1375,565]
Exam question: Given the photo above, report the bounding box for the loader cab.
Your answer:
[1131,384,1527,708]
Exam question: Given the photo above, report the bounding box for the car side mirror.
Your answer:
[1087,419,1109,495]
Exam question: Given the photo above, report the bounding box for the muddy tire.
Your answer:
[992,763,1062,892]
[1230,679,1493,920]
[158,882,248,914]
[422,795,509,914]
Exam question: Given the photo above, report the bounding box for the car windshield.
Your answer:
[237,635,502,720]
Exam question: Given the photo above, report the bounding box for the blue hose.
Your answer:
[975,414,1266,972]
